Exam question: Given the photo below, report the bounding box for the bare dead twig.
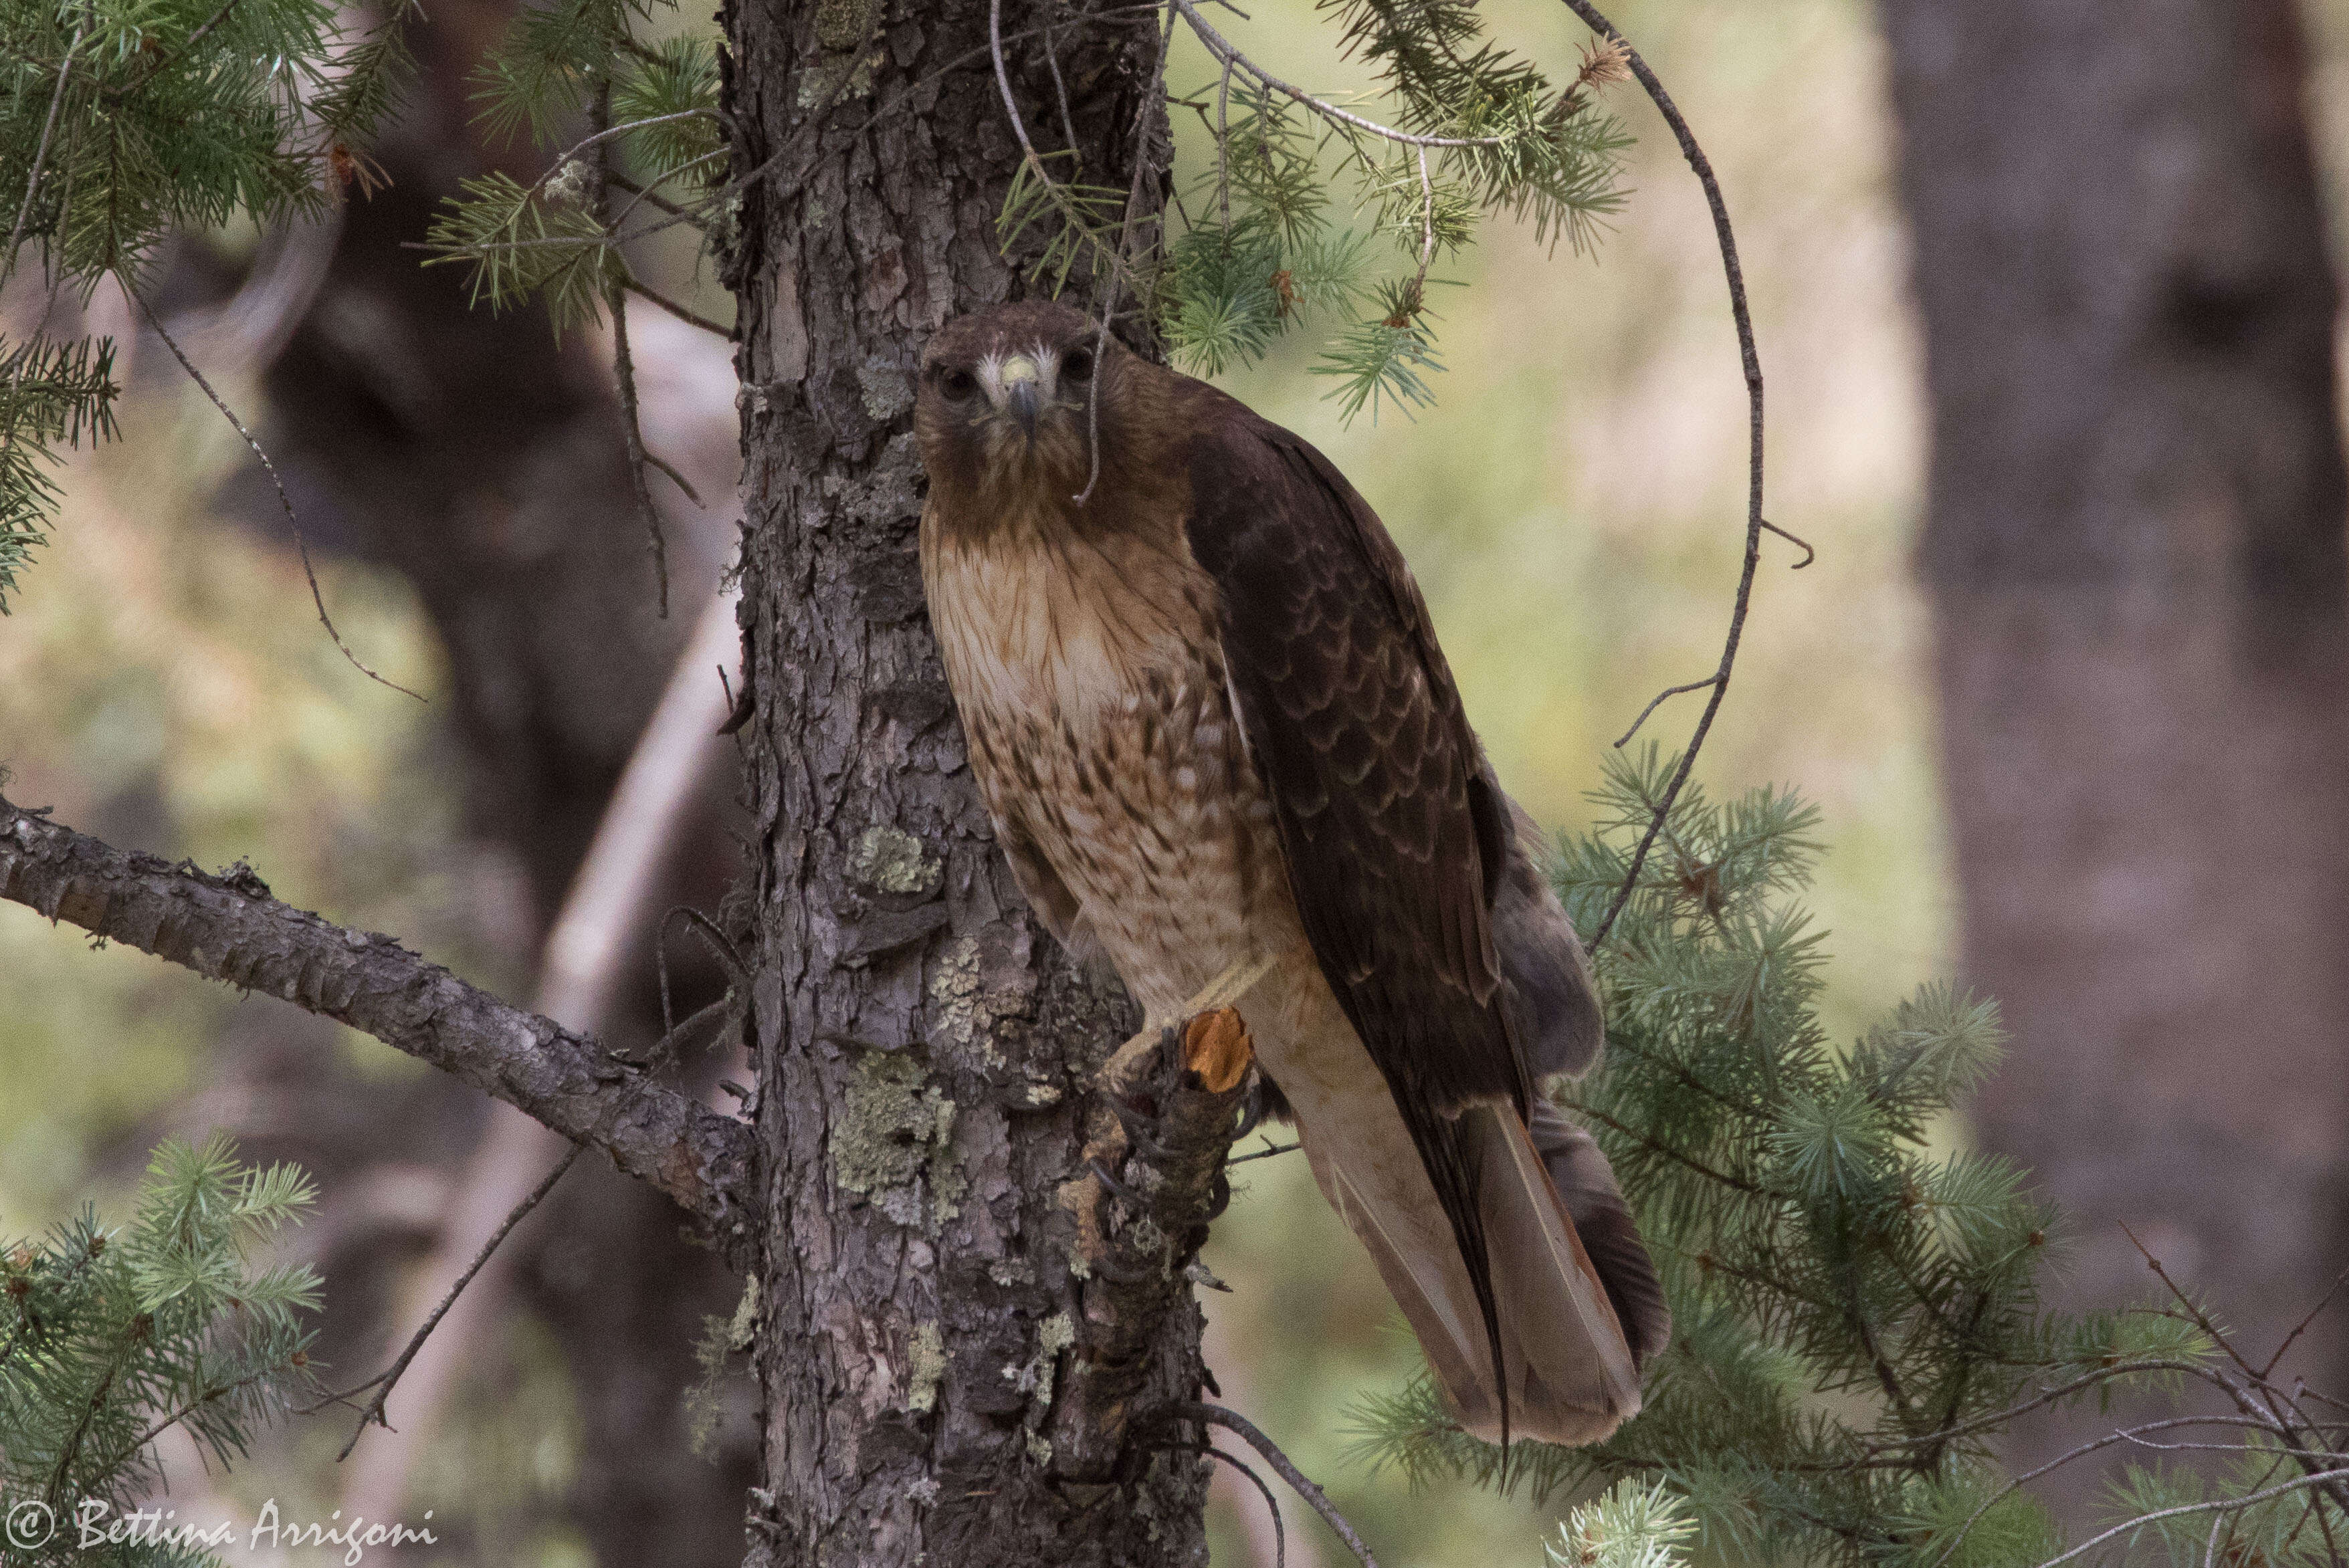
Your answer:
[1215,51,1234,232]
[1924,1415,2348,1568]
[641,446,707,507]
[1172,1402,1378,1568]
[2033,1470,2349,1568]
[606,289,671,616]
[623,277,732,342]
[2265,1262,2349,1379]
[1072,4,1174,509]
[2120,1222,2262,1381]
[605,171,701,223]
[316,1143,584,1460]
[1558,0,1767,951]
[1612,675,1722,750]
[1041,11,1082,166]
[1858,1361,2219,1456]
[130,286,425,700]
[1761,517,1813,568]
[586,82,672,618]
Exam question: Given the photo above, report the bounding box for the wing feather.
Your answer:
[1181,401,1529,1434]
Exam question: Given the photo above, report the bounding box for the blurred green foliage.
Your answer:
[0,0,411,604]
[1,1136,321,1567]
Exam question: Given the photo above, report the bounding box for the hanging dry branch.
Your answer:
[1550,0,1772,951]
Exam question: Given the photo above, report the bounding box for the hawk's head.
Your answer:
[916,300,1132,504]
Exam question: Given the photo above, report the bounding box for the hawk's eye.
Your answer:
[1061,347,1094,383]
[940,367,978,399]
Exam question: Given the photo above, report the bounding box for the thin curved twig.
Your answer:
[2265,1263,2349,1379]
[1557,0,1766,951]
[587,80,673,620]
[318,1142,584,1460]
[609,290,668,614]
[1173,1402,1380,1568]
[1859,1360,2217,1455]
[1612,675,1721,750]
[1041,12,1082,166]
[1164,1441,1285,1568]
[131,286,425,700]
[1760,517,1813,567]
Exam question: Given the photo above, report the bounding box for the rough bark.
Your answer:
[0,790,755,1239]
[718,3,1215,1562]
[1879,0,2349,1499]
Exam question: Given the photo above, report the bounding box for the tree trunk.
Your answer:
[1879,0,2349,1497]
[718,4,1209,1563]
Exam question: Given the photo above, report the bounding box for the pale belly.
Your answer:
[958,669,1401,1129]
[920,515,1401,1115]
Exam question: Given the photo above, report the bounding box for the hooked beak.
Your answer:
[999,354,1042,439]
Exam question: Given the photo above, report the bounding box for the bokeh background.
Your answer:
[4,0,2344,1560]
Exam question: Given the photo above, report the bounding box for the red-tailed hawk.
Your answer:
[914,299,1669,1447]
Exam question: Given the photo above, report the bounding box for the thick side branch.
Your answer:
[0,792,754,1252]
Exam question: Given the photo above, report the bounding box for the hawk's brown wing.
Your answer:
[1181,401,1532,1432]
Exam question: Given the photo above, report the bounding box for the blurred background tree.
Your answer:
[1883,0,2349,1510]
[3,0,2348,1560]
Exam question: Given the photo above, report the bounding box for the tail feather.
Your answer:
[1317,1103,1643,1447]
[1528,1097,1672,1367]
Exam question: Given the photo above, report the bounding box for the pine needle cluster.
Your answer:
[1,1135,322,1567]
[423,0,725,332]
[0,0,413,609]
[1346,749,2349,1565]
[1152,2,1634,421]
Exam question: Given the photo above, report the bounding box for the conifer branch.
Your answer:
[5,17,87,281]
[0,794,756,1248]
[110,0,243,98]
[1168,0,1506,150]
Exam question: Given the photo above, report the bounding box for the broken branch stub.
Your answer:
[1051,1006,1259,1480]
